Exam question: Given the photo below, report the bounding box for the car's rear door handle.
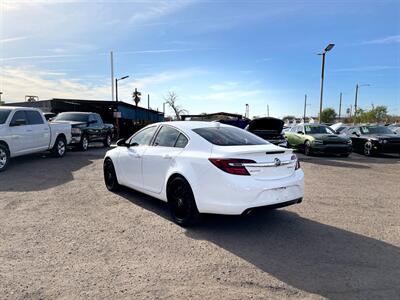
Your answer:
[163,154,172,159]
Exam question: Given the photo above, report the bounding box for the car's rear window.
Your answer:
[193,126,268,146]
[55,113,89,122]
[0,110,11,124]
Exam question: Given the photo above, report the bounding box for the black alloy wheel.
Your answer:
[104,134,112,147]
[167,177,201,226]
[52,136,67,157]
[103,158,120,191]
[364,141,374,156]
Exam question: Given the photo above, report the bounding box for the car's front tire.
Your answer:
[52,136,67,157]
[363,141,375,156]
[167,176,201,227]
[80,135,89,151]
[103,134,112,148]
[103,158,120,191]
[304,141,312,156]
[0,144,10,172]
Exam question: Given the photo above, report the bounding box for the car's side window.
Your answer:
[297,125,304,133]
[10,111,28,126]
[95,114,103,125]
[153,126,180,147]
[130,126,157,146]
[290,126,297,132]
[174,133,189,148]
[88,114,97,124]
[25,111,44,125]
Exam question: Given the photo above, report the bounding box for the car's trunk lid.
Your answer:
[246,117,284,139]
[211,144,296,180]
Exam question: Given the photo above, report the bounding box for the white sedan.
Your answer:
[103,121,304,226]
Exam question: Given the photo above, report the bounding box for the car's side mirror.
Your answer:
[10,119,27,127]
[297,131,304,135]
[116,138,128,147]
[352,132,360,137]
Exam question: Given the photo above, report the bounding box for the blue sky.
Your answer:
[0,0,399,118]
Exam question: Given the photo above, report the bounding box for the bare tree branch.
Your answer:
[164,91,188,120]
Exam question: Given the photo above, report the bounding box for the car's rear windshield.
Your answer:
[193,126,268,146]
[0,110,11,124]
[55,113,89,122]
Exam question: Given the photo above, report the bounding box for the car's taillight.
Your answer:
[291,154,301,170]
[209,158,256,176]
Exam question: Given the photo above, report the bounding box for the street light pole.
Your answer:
[318,43,335,123]
[114,75,129,138]
[303,94,307,121]
[339,92,342,120]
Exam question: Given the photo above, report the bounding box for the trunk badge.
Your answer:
[274,158,281,166]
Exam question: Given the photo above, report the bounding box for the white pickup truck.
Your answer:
[0,106,72,172]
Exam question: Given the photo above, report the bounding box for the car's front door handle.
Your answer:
[163,154,172,159]
[129,152,141,158]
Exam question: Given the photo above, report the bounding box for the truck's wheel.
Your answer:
[103,134,112,148]
[0,144,10,172]
[80,135,89,151]
[52,136,67,157]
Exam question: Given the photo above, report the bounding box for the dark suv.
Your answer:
[54,112,114,151]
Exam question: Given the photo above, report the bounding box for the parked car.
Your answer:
[388,124,400,134]
[342,125,400,156]
[53,112,114,151]
[245,117,288,147]
[103,121,304,226]
[284,124,352,156]
[0,107,72,172]
[43,112,57,121]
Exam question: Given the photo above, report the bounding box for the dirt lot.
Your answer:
[0,147,399,299]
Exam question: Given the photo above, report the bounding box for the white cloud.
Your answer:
[0,66,205,104]
[362,35,400,45]
[0,36,28,43]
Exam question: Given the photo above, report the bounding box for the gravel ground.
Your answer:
[0,146,399,299]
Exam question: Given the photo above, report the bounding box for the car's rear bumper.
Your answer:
[193,169,304,215]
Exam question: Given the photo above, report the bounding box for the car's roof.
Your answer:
[58,111,94,115]
[0,106,40,111]
[156,121,232,131]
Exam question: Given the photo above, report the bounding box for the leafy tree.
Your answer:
[164,91,188,120]
[354,106,388,123]
[319,108,337,123]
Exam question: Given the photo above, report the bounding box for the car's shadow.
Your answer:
[0,148,106,192]
[116,188,400,299]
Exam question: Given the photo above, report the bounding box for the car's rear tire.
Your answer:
[80,135,89,151]
[52,136,67,158]
[167,176,201,227]
[0,144,10,172]
[304,141,312,156]
[103,158,120,191]
[103,134,112,148]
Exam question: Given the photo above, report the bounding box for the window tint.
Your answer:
[304,125,334,134]
[10,111,27,126]
[55,113,89,122]
[290,126,297,132]
[193,126,267,146]
[130,126,157,146]
[26,111,44,125]
[174,133,188,148]
[297,125,304,133]
[94,114,103,125]
[154,126,180,147]
[0,110,11,124]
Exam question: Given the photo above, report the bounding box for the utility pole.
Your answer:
[267,105,270,117]
[245,104,249,119]
[338,92,342,120]
[318,43,335,123]
[147,94,150,109]
[354,84,359,120]
[110,51,114,101]
[303,94,307,121]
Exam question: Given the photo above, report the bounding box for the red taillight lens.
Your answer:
[209,158,256,176]
[291,154,301,170]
